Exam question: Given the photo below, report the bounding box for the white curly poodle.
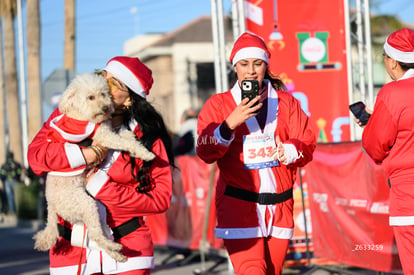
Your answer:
[33,73,155,262]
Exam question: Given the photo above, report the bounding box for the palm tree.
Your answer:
[0,0,22,164]
[64,0,75,71]
[27,0,42,142]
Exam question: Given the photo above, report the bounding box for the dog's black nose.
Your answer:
[102,106,109,113]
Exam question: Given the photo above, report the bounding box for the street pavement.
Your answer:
[0,216,399,275]
[0,216,232,275]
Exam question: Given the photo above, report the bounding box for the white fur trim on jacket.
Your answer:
[65,143,86,169]
[278,143,299,165]
[213,125,235,147]
[50,255,154,274]
[215,226,293,239]
[86,169,110,197]
[389,215,414,226]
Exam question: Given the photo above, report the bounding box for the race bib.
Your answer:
[243,134,279,170]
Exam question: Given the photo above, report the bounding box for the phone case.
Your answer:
[241,80,259,106]
[349,101,371,125]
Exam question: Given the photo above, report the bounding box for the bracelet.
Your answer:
[89,145,103,166]
[93,145,106,161]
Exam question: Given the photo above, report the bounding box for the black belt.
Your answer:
[224,185,293,205]
[58,217,141,241]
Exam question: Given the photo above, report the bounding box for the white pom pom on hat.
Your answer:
[384,28,414,63]
[105,56,153,99]
[229,32,270,66]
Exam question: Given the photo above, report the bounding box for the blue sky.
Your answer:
[39,0,232,80]
[370,0,414,22]
[38,0,414,81]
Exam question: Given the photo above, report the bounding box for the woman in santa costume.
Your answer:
[196,32,316,275]
[361,28,414,275]
[28,56,174,275]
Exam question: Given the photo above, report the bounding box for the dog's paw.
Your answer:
[116,254,128,263]
[107,241,123,251]
[33,231,56,251]
[109,251,128,263]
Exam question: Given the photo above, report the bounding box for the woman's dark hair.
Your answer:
[123,92,175,194]
[94,69,175,194]
[398,61,414,71]
[265,70,287,91]
[382,54,414,71]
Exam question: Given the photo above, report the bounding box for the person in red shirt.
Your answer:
[28,56,174,275]
[196,32,316,275]
[361,28,414,275]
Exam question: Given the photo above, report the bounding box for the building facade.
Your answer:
[124,16,234,134]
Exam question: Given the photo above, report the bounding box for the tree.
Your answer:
[0,0,22,164]
[370,15,405,38]
[27,0,42,142]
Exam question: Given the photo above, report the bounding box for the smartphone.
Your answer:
[241,79,260,107]
[349,101,371,126]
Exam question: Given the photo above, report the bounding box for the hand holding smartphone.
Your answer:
[241,80,260,107]
[349,101,371,126]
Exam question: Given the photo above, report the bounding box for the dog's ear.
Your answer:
[58,87,76,114]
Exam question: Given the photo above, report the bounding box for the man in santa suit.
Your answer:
[196,32,316,275]
[362,28,414,274]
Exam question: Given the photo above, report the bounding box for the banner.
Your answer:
[305,142,402,272]
[245,0,351,143]
[146,155,223,251]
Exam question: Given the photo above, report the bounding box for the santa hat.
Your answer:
[384,28,414,63]
[105,56,153,98]
[229,32,270,65]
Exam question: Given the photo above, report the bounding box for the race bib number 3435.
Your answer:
[243,134,279,170]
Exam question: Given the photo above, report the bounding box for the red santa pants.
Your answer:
[393,225,414,275]
[224,237,289,275]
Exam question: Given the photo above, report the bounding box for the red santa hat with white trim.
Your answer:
[384,28,414,63]
[105,56,153,99]
[229,32,270,66]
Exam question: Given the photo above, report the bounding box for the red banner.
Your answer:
[245,0,351,143]
[305,142,401,272]
[146,155,223,251]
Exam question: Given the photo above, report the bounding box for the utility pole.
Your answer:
[16,0,29,169]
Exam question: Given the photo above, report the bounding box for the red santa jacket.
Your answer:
[28,108,173,274]
[196,80,315,240]
[362,69,414,226]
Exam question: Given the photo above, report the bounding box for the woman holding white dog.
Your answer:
[28,56,174,275]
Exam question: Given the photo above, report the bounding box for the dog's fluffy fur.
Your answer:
[33,73,155,262]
